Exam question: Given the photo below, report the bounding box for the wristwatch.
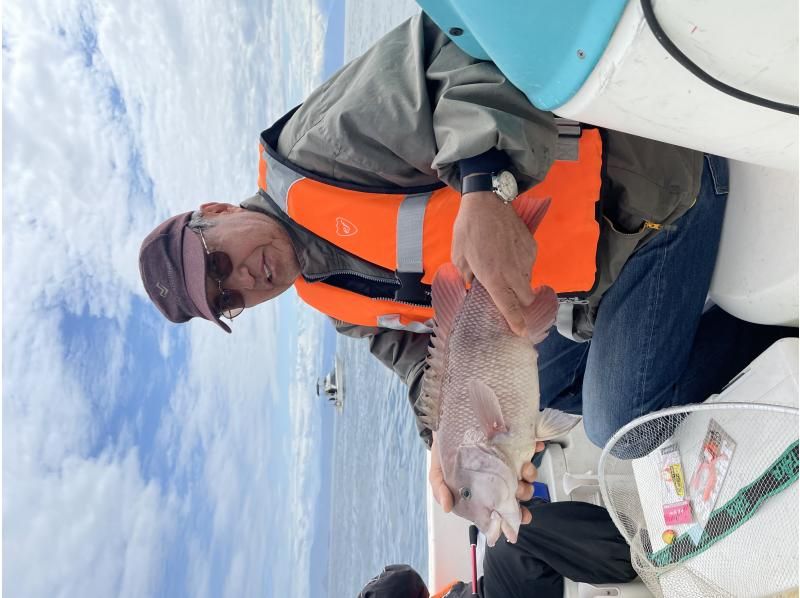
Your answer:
[461,170,519,204]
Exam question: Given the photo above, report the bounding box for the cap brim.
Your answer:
[182,228,232,334]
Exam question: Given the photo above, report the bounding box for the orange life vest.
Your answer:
[258,109,603,330]
[430,580,462,598]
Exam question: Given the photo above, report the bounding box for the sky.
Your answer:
[3,0,344,596]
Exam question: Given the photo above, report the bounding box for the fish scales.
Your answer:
[438,281,540,470]
[423,195,580,546]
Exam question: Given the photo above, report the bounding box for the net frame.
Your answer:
[597,402,799,598]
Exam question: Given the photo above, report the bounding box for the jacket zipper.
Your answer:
[306,269,433,306]
[371,295,432,307]
[304,269,397,285]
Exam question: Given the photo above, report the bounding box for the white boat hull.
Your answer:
[555,0,798,171]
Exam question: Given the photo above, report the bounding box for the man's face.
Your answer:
[200,203,301,310]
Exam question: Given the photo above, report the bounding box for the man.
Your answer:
[139,14,785,516]
[357,498,637,598]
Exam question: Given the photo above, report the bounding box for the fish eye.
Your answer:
[459,487,472,500]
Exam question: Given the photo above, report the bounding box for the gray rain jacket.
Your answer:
[244,13,703,447]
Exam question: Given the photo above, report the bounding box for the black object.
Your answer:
[394,271,431,305]
[480,499,638,598]
[357,565,429,598]
[640,0,798,115]
[356,500,637,598]
[461,173,495,195]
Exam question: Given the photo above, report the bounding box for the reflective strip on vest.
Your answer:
[396,192,431,273]
[261,148,304,210]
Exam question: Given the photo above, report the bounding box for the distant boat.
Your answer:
[317,356,345,413]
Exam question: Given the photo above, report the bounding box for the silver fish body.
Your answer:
[419,198,579,546]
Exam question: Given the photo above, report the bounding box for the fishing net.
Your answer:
[598,402,799,598]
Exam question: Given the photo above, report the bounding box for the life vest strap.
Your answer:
[555,117,582,161]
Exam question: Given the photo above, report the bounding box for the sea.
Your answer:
[323,2,430,596]
[324,331,429,597]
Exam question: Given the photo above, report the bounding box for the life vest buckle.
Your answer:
[394,271,431,305]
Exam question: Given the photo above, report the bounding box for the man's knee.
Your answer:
[583,391,686,457]
[582,413,617,449]
[581,385,641,449]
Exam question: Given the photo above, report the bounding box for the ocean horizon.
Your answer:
[323,3,430,595]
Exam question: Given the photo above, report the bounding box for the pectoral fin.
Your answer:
[535,409,582,441]
[513,195,558,345]
[513,195,551,234]
[523,286,558,345]
[468,379,508,441]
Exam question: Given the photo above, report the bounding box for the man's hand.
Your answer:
[430,439,546,526]
[428,438,454,513]
[452,191,538,336]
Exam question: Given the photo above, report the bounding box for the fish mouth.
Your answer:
[484,509,522,546]
[485,512,503,547]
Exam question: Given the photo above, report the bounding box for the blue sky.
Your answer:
[3,0,345,596]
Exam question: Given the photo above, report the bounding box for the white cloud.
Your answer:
[4,0,142,322]
[156,301,330,598]
[5,450,180,598]
[4,0,328,595]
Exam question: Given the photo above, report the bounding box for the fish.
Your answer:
[418,195,581,546]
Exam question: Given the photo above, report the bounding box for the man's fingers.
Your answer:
[520,461,538,484]
[534,441,545,454]
[516,479,534,502]
[451,256,475,287]
[435,483,454,512]
[521,506,532,526]
[429,438,454,512]
[487,284,527,336]
[429,467,454,512]
[462,268,474,287]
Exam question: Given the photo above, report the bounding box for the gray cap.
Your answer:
[138,212,231,333]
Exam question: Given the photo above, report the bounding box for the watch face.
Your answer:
[493,171,518,202]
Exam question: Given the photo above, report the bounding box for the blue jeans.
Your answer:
[538,156,792,448]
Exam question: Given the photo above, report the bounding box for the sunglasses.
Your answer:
[197,229,245,321]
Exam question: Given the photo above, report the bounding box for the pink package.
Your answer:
[663,500,693,525]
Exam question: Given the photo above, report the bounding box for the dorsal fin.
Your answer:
[417,264,467,431]
[431,263,467,345]
[513,195,551,233]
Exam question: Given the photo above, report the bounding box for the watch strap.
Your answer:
[461,173,493,195]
